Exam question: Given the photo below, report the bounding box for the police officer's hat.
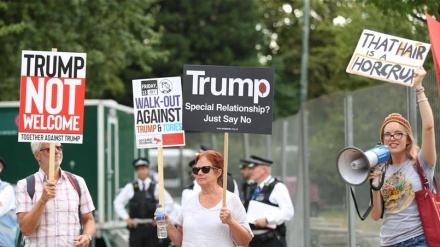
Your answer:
[0,157,6,169]
[239,158,253,169]
[200,144,214,152]
[188,159,196,168]
[132,158,149,168]
[247,155,273,167]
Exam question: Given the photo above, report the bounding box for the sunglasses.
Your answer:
[40,145,63,153]
[192,166,219,175]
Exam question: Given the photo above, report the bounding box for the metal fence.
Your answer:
[182,69,439,247]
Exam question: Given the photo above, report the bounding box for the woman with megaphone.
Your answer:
[369,66,435,247]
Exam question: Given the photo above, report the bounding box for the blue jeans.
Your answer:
[382,234,427,247]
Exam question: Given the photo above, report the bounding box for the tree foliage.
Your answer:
[257,0,433,118]
[0,0,164,101]
[357,0,440,20]
[113,0,264,106]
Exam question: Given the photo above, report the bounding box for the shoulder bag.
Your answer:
[414,159,440,247]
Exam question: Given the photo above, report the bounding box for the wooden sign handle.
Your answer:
[158,147,164,206]
[48,143,55,181]
[48,48,57,181]
[222,132,229,207]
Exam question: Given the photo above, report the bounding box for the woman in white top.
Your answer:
[165,150,253,247]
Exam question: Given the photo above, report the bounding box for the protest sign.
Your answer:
[18,50,86,144]
[426,13,440,94]
[346,29,431,86]
[182,65,274,134]
[132,76,185,149]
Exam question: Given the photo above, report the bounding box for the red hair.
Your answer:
[195,150,224,185]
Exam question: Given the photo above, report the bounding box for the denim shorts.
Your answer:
[382,234,427,247]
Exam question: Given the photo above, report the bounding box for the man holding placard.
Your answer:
[16,49,94,247]
[16,142,95,247]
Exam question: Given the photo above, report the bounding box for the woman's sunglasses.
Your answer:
[192,166,219,175]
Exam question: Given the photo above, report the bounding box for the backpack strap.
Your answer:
[64,171,83,232]
[25,175,36,200]
[65,171,81,200]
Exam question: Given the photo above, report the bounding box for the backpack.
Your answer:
[15,172,82,247]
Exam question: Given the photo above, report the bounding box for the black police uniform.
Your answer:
[245,155,288,247]
[239,158,257,206]
[128,181,159,247]
[124,158,171,247]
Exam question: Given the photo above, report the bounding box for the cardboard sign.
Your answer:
[18,50,86,144]
[132,76,185,148]
[182,65,274,134]
[346,29,431,86]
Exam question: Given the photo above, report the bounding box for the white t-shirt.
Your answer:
[177,191,252,247]
[181,181,241,207]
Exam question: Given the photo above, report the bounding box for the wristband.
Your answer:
[415,87,424,94]
[417,98,428,103]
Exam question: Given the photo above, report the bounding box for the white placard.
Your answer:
[346,29,431,86]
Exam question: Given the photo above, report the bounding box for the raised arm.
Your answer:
[414,67,436,166]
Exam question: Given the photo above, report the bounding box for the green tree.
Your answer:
[257,0,433,118]
[358,0,440,20]
[103,0,265,106]
[149,0,262,76]
[0,0,165,101]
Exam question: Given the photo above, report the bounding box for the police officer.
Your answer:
[239,158,256,205]
[245,155,294,247]
[114,158,174,247]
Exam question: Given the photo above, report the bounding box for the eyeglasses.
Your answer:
[383,132,406,140]
[39,145,63,153]
[192,166,219,175]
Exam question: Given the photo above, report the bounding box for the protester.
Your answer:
[181,145,240,207]
[246,155,294,247]
[114,157,174,247]
[166,150,253,246]
[0,157,17,247]
[16,142,95,247]
[369,67,435,247]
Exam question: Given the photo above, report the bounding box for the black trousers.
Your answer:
[249,235,286,247]
[128,224,171,247]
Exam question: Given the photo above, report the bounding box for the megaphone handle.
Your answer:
[370,165,386,191]
[350,186,373,221]
[371,167,381,188]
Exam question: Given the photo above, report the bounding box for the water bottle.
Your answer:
[155,204,167,239]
